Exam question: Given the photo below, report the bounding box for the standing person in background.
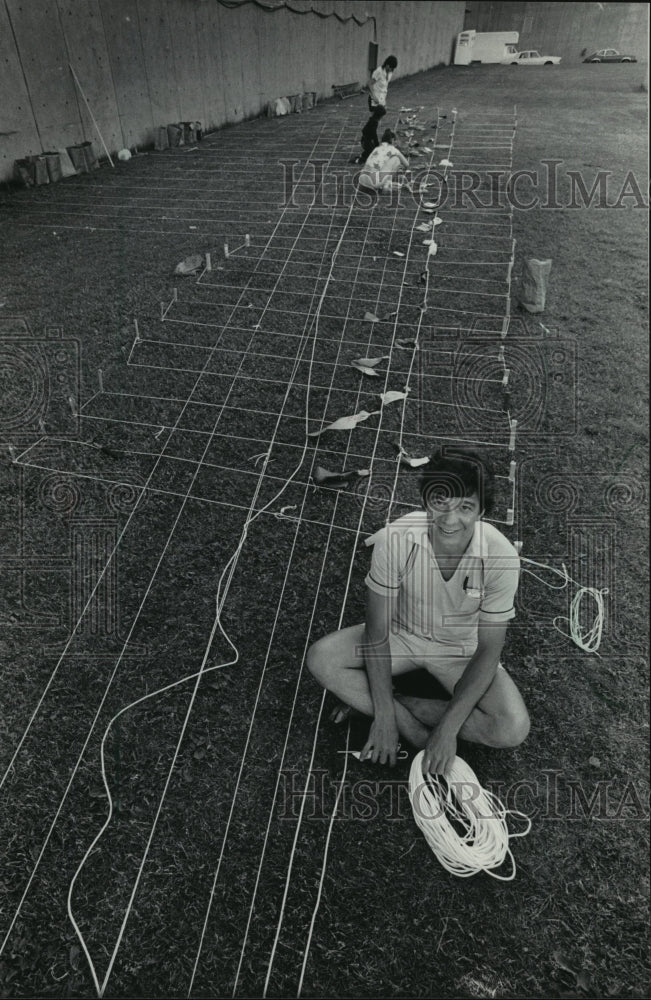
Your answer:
[368,55,398,112]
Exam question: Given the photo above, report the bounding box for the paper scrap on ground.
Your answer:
[393,251,405,257]
[423,201,437,208]
[354,355,389,367]
[313,466,370,488]
[351,361,381,376]
[308,410,377,436]
[428,241,438,256]
[380,390,410,405]
[433,217,443,226]
[416,222,432,232]
[174,254,203,275]
[398,446,430,468]
[363,311,381,322]
[439,159,453,167]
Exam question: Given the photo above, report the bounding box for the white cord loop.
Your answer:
[408,753,531,880]
[520,557,608,654]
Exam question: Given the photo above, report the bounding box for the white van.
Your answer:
[454,30,519,65]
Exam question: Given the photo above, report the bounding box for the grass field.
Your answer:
[0,62,648,999]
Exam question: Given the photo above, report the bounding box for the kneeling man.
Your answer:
[307,449,529,775]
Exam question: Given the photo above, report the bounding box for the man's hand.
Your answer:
[361,714,400,767]
[422,724,458,778]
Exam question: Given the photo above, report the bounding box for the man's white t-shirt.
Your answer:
[364,511,520,657]
[359,142,408,190]
[369,66,392,106]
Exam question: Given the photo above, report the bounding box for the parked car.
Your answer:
[583,49,637,63]
[501,50,561,66]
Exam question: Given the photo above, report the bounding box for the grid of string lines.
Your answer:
[260,107,523,999]
[2,100,519,998]
[3,114,364,996]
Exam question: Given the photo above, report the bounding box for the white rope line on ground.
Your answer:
[0,117,331,793]
[408,753,531,880]
[295,108,461,996]
[12,455,386,538]
[0,119,338,979]
[123,338,507,371]
[33,404,514,449]
[297,108,521,996]
[228,102,422,995]
[204,106,431,997]
[277,108,453,1000]
[160,301,511,322]
[294,220,434,1000]
[7,193,514,218]
[22,199,513,232]
[67,117,361,999]
[197,173,384,1000]
[131,323,511,355]
[101,348,506,384]
[14,458,517,538]
[151,312,511,341]
[82,378,504,411]
[78,395,506,425]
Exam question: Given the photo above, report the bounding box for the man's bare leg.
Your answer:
[320,664,430,747]
[396,666,530,748]
[307,625,431,748]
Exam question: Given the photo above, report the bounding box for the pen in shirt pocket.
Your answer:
[463,576,482,599]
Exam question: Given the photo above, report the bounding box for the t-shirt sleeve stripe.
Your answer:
[367,572,400,590]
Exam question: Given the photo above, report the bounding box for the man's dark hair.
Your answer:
[383,55,398,71]
[380,128,396,143]
[419,448,495,515]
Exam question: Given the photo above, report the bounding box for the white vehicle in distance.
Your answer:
[502,50,561,66]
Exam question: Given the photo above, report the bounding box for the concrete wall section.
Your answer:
[137,0,181,126]
[0,2,42,172]
[167,0,205,122]
[98,0,152,148]
[216,3,245,124]
[195,2,226,130]
[5,0,81,154]
[59,0,123,154]
[237,3,264,119]
[465,1,649,64]
[1,0,467,183]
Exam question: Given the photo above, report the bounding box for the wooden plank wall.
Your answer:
[0,0,466,183]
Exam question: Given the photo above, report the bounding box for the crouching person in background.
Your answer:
[358,129,411,194]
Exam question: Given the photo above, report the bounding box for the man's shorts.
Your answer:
[386,627,504,694]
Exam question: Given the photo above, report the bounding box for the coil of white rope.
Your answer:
[519,557,608,654]
[408,752,531,880]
